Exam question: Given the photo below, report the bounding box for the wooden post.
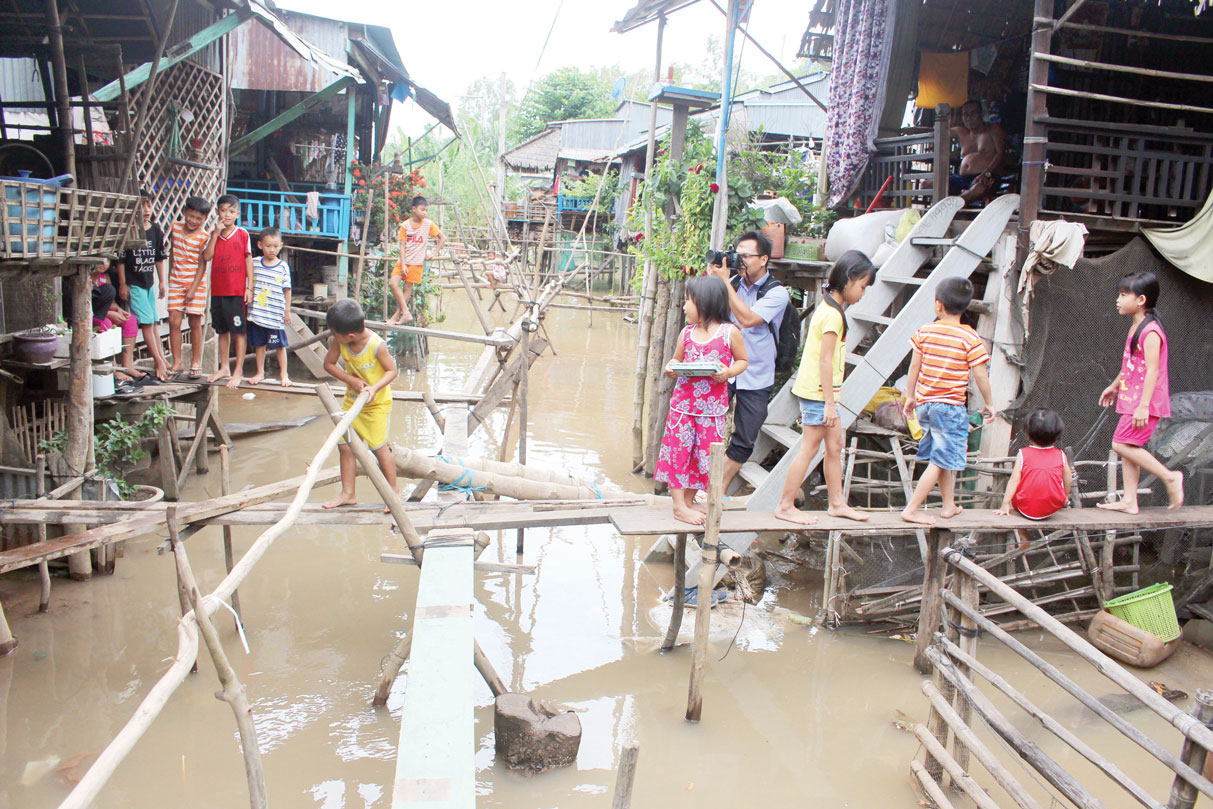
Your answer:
[661,533,688,651]
[516,322,531,555]
[44,0,76,178]
[914,527,949,674]
[1168,690,1213,809]
[196,387,214,475]
[168,508,269,809]
[948,566,980,772]
[686,442,724,722]
[641,279,670,474]
[219,443,241,622]
[158,421,181,501]
[118,0,179,193]
[611,743,640,809]
[352,188,377,300]
[0,596,16,656]
[66,266,93,580]
[931,103,951,204]
[35,455,51,612]
[1018,0,1055,259]
[373,634,412,707]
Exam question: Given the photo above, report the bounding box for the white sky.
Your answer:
[275,0,811,136]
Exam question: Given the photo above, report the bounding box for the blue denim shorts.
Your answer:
[916,402,969,472]
[798,397,827,426]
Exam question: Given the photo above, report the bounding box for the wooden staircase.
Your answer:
[722,194,1020,553]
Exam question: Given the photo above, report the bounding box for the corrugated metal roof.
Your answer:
[229,10,352,92]
[611,0,701,33]
[0,58,44,104]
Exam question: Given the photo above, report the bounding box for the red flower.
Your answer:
[353,168,361,178]
[358,179,365,186]
[419,180,426,188]
[709,182,720,193]
[634,232,645,242]
[694,163,703,174]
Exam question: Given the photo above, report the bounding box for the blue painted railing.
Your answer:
[557,195,595,215]
[225,185,350,240]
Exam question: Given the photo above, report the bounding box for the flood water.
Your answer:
[1,286,1210,808]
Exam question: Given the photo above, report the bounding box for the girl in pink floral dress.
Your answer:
[656,275,748,525]
[1097,270,1184,513]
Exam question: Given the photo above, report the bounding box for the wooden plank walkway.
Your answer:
[391,533,475,809]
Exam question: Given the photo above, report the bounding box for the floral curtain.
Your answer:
[824,0,899,208]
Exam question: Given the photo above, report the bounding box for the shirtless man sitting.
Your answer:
[949,100,1008,203]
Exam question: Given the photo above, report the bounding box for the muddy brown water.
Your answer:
[2,290,1211,807]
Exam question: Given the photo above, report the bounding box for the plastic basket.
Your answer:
[0,181,140,260]
[1102,583,1181,642]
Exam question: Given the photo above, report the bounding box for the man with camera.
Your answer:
[707,231,789,492]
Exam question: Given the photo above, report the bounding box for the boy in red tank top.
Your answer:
[200,194,253,388]
[996,409,1073,549]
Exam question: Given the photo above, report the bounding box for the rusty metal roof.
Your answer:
[612,0,701,33]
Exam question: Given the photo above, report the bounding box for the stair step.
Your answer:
[910,236,956,247]
[761,423,801,449]
[880,275,926,286]
[850,311,895,326]
[738,461,769,488]
[845,351,863,365]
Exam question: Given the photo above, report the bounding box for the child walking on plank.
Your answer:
[1097,270,1183,512]
[655,275,748,526]
[901,276,994,525]
[322,299,399,510]
[995,408,1072,548]
[775,251,876,525]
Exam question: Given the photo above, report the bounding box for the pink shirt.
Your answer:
[1116,320,1170,418]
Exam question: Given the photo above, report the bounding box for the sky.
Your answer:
[275,0,811,136]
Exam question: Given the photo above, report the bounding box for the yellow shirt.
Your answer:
[339,332,392,408]
[791,304,845,401]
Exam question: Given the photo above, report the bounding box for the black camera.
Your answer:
[705,249,743,270]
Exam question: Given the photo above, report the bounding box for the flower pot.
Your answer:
[127,484,165,503]
[12,329,59,364]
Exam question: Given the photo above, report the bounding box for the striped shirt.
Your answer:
[167,221,210,314]
[249,257,291,330]
[910,321,989,405]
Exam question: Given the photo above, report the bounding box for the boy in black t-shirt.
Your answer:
[115,191,170,380]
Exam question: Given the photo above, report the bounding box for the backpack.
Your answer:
[731,274,800,373]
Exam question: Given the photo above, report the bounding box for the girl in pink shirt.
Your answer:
[1097,271,1183,513]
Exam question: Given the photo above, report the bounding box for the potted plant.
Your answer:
[12,324,59,364]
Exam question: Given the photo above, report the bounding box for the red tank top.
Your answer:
[1010,445,1068,519]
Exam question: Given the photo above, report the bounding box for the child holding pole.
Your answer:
[1097,270,1184,512]
[775,251,876,525]
[322,299,399,510]
[655,275,748,526]
[901,277,994,525]
[995,409,1072,548]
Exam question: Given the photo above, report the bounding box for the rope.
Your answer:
[211,596,250,654]
[437,469,486,500]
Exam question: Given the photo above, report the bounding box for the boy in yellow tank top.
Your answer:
[321,299,400,509]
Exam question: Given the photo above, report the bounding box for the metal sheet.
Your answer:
[228,10,351,92]
[0,58,45,103]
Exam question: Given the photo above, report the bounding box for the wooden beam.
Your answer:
[230,76,356,156]
[1030,83,1213,116]
[1036,51,1213,84]
[293,307,514,347]
[93,7,252,102]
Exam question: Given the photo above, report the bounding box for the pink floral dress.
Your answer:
[654,323,734,491]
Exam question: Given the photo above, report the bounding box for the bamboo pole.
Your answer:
[515,323,530,554]
[649,278,686,476]
[910,759,957,809]
[938,636,1162,809]
[922,680,1044,809]
[59,393,370,809]
[686,443,724,722]
[914,527,949,673]
[1030,83,1213,116]
[911,723,1002,809]
[641,279,670,474]
[1168,691,1213,809]
[218,444,241,622]
[44,0,76,177]
[391,445,605,501]
[1035,52,1213,84]
[118,0,179,192]
[352,188,377,300]
[661,533,688,651]
[940,588,1213,799]
[35,455,51,612]
[372,634,412,707]
[168,508,268,809]
[929,648,1104,809]
[66,266,92,580]
[611,743,640,809]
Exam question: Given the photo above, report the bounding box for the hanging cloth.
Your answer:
[1143,189,1213,284]
[305,191,320,222]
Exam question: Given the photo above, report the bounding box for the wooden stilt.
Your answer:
[66,266,93,581]
[611,743,640,809]
[0,597,16,656]
[373,633,412,707]
[914,527,949,674]
[686,443,724,722]
[1168,691,1213,809]
[168,507,269,809]
[661,533,688,651]
[158,421,181,501]
[35,456,51,612]
[911,723,1002,809]
[219,444,241,622]
[195,387,213,475]
[516,323,530,555]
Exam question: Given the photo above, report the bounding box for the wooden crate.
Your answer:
[0,180,140,260]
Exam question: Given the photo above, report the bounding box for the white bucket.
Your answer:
[312,283,328,298]
[92,371,114,398]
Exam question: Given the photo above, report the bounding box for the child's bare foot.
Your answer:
[901,508,936,526]
[672,505,706,526]
[225,374,243,390]
[1097,499,1139,514]
[940,505,964,519]
[828,504,869,522]
[1165,471,1185,509]
[688,500,708,515]
[154,362,170,381]
[774,504,818,525]
[207,369,230,383]
[322,492,358,509]
[399,309,413,324]
[248,372,265,385]
[279,375,292,388]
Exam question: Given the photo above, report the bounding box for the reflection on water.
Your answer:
[6,290,1187,808]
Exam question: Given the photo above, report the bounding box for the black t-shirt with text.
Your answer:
[118,222,168,289]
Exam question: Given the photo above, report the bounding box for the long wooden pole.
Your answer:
[911,723,1002,809]
[914,527,949,673]
[59,393,370,809]
[35,455,51,612]
[611,743,640,809]
[1168,691,1213,809]
[169,507,268,809]
[118,0,180,192]
[218,443,241,622]
[44,0,75,177]
[661,533,688,651]
[686,442,724,722]
[65,266,92,580]
[352,188,376,300]
[515,323,530,554]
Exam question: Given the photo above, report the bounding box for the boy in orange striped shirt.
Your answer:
[900,277,994,525]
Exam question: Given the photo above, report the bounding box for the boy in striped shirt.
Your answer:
[900,277,994,525]
[167,196,212,378]
[247,227,292,387]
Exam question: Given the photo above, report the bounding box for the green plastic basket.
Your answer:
[1102,583,1180,642]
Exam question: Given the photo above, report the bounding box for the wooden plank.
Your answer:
[292,308,513,347]
[286,311,332,379]
[199,377,488,406]
[610,505,1213,538]
[391,540,475,809]
[467,337,547,433]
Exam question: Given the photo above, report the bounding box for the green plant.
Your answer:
[562,169,620,214]
[37,401,175,497]
[730,135,835,238]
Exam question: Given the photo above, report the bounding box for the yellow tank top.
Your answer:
[338,332,392,407]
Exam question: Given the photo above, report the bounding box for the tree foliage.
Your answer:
[512,67,617,143]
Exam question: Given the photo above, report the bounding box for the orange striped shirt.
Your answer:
[910,321,989,405]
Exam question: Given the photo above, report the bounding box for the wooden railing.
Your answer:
[857,130,942,208]
[913,533,1213,809]
[1039,118,1213,225]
